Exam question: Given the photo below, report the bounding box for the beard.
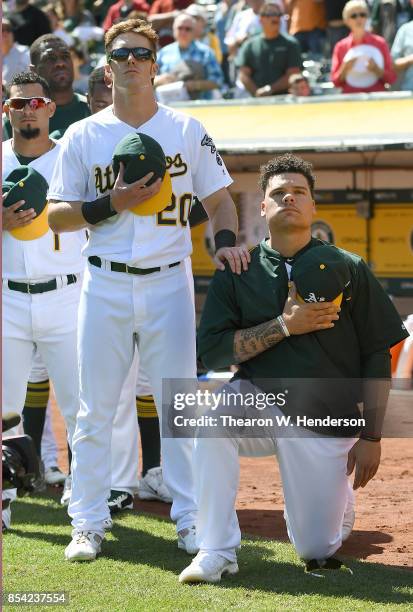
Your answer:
[20,125,40,139]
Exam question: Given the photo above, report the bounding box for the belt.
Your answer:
[88,256,181,275]
[5,274,77,294]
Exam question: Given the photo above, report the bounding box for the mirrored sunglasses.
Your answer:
[5,97,52,110]
[108,47,155,62]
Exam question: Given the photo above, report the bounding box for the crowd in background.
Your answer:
[2,0,413,113]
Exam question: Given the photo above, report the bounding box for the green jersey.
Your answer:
[198,239,408,433]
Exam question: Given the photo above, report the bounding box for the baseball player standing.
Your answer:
[47,18,249,561]
[2,71,85,529]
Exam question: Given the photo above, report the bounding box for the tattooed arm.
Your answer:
[233,282,340,364]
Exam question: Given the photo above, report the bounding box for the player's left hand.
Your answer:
[347,438,381,490]
[214,245,251,275]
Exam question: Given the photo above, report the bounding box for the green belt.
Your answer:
[88,256,181,276]
[6,274,77,294]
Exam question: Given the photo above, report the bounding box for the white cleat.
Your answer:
[65,531,102,562]
[45,466,66,486]
[179,551,239,584]
[177,526,199,555]
[137,467,172,503]
[60,475,72,506]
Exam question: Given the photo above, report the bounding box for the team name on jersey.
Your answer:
[93,153,188,196]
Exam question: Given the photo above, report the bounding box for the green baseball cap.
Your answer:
[112,132,172,216]
[291,245,352,307]
[2,166,49,241]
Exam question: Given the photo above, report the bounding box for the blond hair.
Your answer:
[105,18,158,56]
[342,0,368,21]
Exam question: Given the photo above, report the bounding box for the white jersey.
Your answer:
[2,139,86,281]
[48,104,233,268]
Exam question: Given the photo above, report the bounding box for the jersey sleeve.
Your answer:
[197,267,241,369]
[186,118,232,201]
[47,123,89,202]
[350,258,409,356]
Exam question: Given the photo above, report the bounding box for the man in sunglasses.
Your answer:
[47,18,249,562]
[2,70,85,530]
[237,1,302,96]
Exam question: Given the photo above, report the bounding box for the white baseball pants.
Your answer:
[69,262,197,537]
[194,380,356,562]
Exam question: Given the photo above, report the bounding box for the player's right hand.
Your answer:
[110,162,162,213]
[2,194,36,231]
[282,281,340,335]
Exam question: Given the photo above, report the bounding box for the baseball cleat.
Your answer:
[103,517,113,531]
[65,531,102,562]
[137,467,172,503]
[179,551,239,584]
[2,504,11,533]
[305,557,353,577]
[45,466,67,486]
[60,475,72,506]
[177,526,199,555]
[108,490,134,514]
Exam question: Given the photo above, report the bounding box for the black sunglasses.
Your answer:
[349,12,368,19]
[261,10,282,17]
[5,97,52,110]
[108,47,155,62]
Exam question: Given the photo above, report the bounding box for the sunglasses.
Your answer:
[349,12,368,19]
[108,47,155,62]
[177,26,193,32]
[261,11,282,17]
[5,97,52,110]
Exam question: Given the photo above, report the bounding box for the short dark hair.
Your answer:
[88,66,106,97]
[30,34,69,66]
[258,153,316,196]
[9,70,52,99]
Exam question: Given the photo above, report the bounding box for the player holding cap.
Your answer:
[180,153,408,583]
[2,71,85,530]
[47,18,249,561]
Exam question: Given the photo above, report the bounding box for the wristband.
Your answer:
[81,195,117,225]
[277,315,290,337]
[360,433,381,442]
[214,229,236,252]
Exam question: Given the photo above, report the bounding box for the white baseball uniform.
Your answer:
[2,140,85,444]
[48,103,232,536]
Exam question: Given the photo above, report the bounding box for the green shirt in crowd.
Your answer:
[236,33,302,91]
[198,238,408,433]
[2,92,90,141]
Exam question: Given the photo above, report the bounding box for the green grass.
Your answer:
[3,493,412,612]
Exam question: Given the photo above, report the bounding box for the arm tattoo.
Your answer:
[233,318,285,364]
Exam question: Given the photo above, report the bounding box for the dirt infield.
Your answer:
[51,394,412,570]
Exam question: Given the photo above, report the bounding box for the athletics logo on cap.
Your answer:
[112,133,172,216]
[2,166,49,241]
[291,246,352,307]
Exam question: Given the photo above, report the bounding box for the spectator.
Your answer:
[148,0,193,48]
[155,13,224,100]
[70,46,89,95]
[371,0,413,46]
[285,0,327,59]
[86,66,112,113]
[103,0,150,32]
[8,0,51,47]
[215,0,239,83]
[236,1,301,96]
[43,5,74,46]
[331,0,397,93]
[325,0,349,53]
[185,4,223,63]
[2,18,30,86]
[224,0,266,58]
[2,34,91,142]
[391,6,413,90]
[288,72,311,95]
